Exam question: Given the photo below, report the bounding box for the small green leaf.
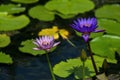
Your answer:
[98,19,120,36]
[95,4,120,22]
[45,0,94,15]
[11,0,39,4]
[53,55,116,79]
[90,35,120,59]
[0,34,11,47]
[0,13,30,31]
[0,52,13,64]
[19,39,56,56]
[0,4,25,14]
[29,5,55,21]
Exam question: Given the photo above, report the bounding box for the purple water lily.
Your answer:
[33,36,60,52]
[70,18,104,42]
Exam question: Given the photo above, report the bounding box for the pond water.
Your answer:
[0,34,87,80]
[0,0,120,80]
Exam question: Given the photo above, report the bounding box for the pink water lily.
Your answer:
[33,36,60,52]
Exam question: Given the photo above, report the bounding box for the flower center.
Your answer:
[84,23,91,27]
[42,41,50,46]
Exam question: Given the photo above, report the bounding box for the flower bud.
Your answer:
[80,49,87,62]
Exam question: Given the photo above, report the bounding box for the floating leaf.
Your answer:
[98,19,120,36]
[0,4,25,14]
[90,35,120,59]
[53,55,116,79]
[0,34,11,47]
[56,13,76,19]
[11,0,39,4]
[19,39,56,56]
[0,13,30,31]
[0,52,13,64]
[45,0,94,15]
[95,4,120,22]
[29,5,55,21]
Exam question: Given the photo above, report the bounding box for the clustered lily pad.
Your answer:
[53,55,116,79]
[90,35,120,59]
[29,0,95,21]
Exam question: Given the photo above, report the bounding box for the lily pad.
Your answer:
[95,4,120,22]
[0,52,13,64]
[90,35,120,59]
[19,39,56,56]
[11,0,39,4]
[0,34,11,47]
[53,55,116,79]
[45,0,94,15]
[56,13,76,19]
[0,4,25,14]
[0,13,30,31]
[29,5,55,21]
[98,19,120,36]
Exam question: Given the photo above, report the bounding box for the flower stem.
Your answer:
[46,52,56,80]
[66,39,77,48]
[87,41,98,75]
[82,61,85,80]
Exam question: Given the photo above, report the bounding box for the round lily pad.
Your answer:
[98,19,120,36]
[0,13,30,31]
[0,4,25,14]
[29,5,55,21]
[0,34,11,48]
[53,55,116,79]
[90,35,120,59]
[0,52,13,64]
[11,0,39,4]
[45,0,94,15]
[95,4,120,22]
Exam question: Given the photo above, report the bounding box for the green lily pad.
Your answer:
[90,35,120,59]
[56,12,76,19]
[0,12,30,31]
[45,0,94,15]
[19,39,56,56]
[53,55,116,79]
[0,52,13,64]
[95,4,120,22]
[0,4,25,14]
[0,34,11,47]
[29,5,55,21]
[11,0,39,4]
[98,19,120,36]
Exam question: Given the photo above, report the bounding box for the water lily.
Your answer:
[70,18,104,42]
[33,36,60,52]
